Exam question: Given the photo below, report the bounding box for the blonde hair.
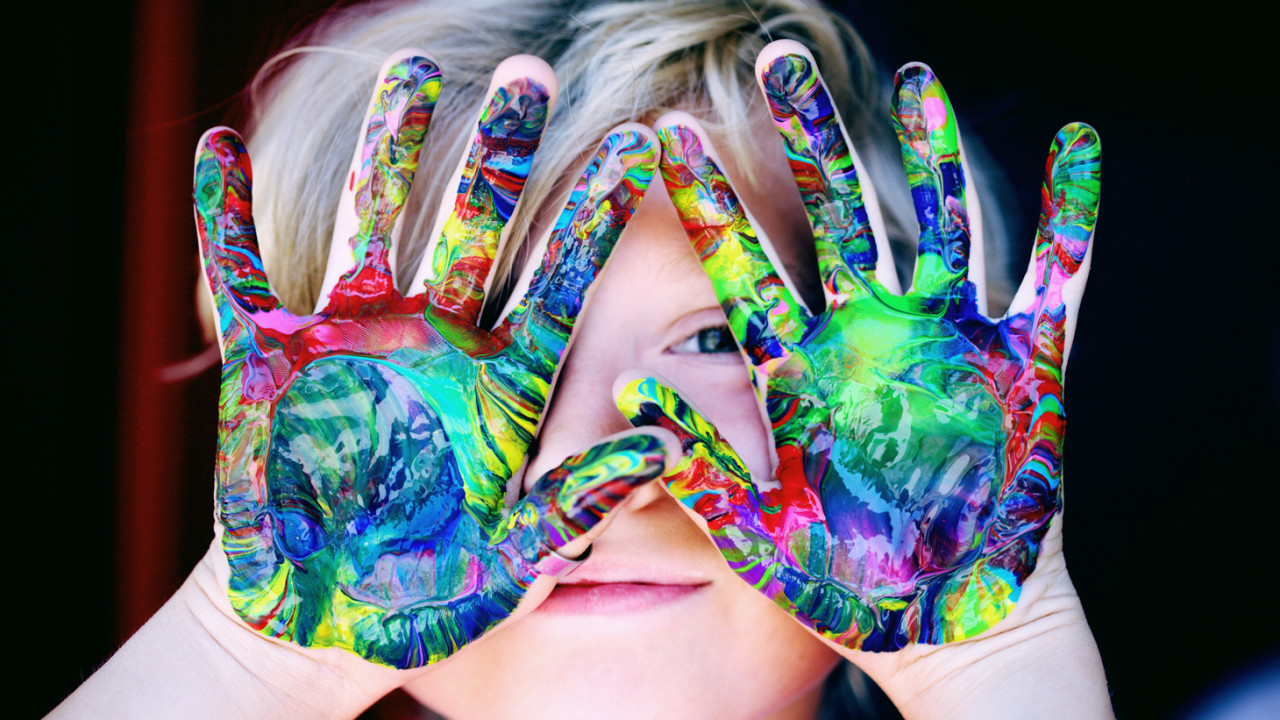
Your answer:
[246,0,1010,316]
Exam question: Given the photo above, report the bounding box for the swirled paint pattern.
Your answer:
[427,78,550,323]
[760,53,876,296]
[194,55,662,667]
[637,57,1100,651]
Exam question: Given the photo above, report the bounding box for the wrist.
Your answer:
[842,518,1113,720]
[53,542,411,719]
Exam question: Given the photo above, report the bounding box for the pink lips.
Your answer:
[536,582,707,615]
[535,558,710,615]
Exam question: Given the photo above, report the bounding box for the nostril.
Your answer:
[618,479,668,511]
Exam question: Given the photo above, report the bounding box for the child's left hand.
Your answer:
[618,42,1099,653]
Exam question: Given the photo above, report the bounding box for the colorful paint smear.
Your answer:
[427,78,550,324]
[639,57,1100,651]
[194,55,662,668]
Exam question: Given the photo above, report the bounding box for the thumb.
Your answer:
[613,374,762,530]
[500,429,675,576]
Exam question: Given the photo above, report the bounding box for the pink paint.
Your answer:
[924,96,949,131]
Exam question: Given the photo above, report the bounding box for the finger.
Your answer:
[316,51,442,314]
[614,374,787,589]
[613,376,757,525]
[892,63,974,302]
[490,125,658,377]
[756,40,894,302]
[411,56,557,325]
[192,127,285,351]
[1007,123,1101,368]
[959,135,990,315]
[655,115,808,366]
[500,429,676,575]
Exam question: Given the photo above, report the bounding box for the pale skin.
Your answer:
[54,40,1111,719]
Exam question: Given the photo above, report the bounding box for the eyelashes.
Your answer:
[668,324,738,355]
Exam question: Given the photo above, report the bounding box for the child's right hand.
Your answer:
[196,50,670,670]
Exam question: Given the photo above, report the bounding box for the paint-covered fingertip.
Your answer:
[379,47,442,78]
[755,39,815,83]
[195,126,244,151]
[653,114,720,166]
[534,430,674,538]
[1046,122,1102,213]
[656,122,715,177]
[893,61,937,89]
[193,128,253,227]
[1032,122,1101,287]
[571,125,659,217]
[490,53,558,100]
[1052,122,1102,159]
[602,122,660,166]
[759,52,822,113]
[193,127,249,180]
[612,373,669,422]
[612,374,715,447]
[560,430,671,490]
[892,62,955,141]
[363,52,443,144]
[614,371,660,417]
[654,119,712,155]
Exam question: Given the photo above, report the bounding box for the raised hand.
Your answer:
[619,47,1100,651]
[195,52,664,668]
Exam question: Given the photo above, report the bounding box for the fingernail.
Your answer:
[761,53,819,114]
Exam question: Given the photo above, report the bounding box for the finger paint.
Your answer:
[641,58,1101,651]
[195,60,658,667]
[427,78,550,322]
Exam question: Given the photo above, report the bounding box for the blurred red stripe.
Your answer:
[115,0,196,643]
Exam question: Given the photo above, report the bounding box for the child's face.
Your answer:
[402,127,841,719]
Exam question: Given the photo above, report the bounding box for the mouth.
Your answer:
[534,556,712,615]
[535,581,710,615]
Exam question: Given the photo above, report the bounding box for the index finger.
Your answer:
[655,114,808,367]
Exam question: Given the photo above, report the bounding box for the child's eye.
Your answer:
[669,325,738,355]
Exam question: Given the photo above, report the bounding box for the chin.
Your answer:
[402,582,841,720]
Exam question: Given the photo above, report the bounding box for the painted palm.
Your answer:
[195,55,663,668]
[622,57,1100,651]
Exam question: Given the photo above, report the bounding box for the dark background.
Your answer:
[32,1,1276,717]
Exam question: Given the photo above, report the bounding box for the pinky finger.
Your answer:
[1008,123,1101,366]
[192,128,284,347]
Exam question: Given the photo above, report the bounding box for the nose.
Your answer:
[523,338,671,510]
[519,182,685,510]
[528,348,630,467]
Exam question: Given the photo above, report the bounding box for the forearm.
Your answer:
[51,545,401,720]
